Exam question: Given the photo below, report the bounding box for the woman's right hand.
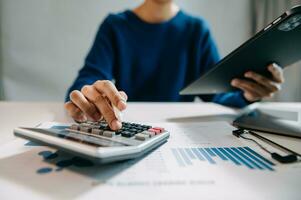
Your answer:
[64,80,128,130]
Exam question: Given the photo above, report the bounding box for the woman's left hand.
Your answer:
[231,63,285,102]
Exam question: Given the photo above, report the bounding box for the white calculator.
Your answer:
[14,121,170,164]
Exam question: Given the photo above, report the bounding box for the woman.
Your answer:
[65,0,284,130]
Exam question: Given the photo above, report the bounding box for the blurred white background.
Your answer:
[0,0,300,102]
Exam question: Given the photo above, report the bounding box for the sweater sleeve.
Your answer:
[65,16,115,102]
[198,20,251,108]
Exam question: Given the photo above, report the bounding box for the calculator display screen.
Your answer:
[27,126,127,147]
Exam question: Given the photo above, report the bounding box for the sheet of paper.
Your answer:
[0,122,300,200]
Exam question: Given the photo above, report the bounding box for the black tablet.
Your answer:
[180,5,301,95]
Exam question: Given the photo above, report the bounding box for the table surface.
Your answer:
[1,101,301,199]
[1,101,300,150]
[0,102,240,145]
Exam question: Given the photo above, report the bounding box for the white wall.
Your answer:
[0,0,252,101]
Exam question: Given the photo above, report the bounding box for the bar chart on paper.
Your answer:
[171,146,275,171]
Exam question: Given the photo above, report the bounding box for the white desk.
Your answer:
[0,102,301,200]
[0,102,238,145]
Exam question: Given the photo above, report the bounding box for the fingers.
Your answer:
[231,79,261,102]
[231,63,284,102]
[69,90,101,121]
[119,91,128,101]
[231,79,272,102]
[65,81,128,130]
[268,63,285,83]
[244,92,260,102]
[244,71,281,93]
[81,85,122,130]
[94,80,127,111]
[64,101,87,122]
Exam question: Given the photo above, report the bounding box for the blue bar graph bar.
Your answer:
[244,147,275,166]
[238,147,274,171]
[211,148,228,161]
[191,148,205,161]
[171,148,185,167]
[224,148,254,169]
[185,148,196,159]
[231,147,264,170]
[198,148,216,164]
[178,148,192,165]
[218,148,241,165]
[171,147,275,171]
[204,148,216,157]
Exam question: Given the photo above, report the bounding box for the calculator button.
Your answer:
[92,129,103,135]
[104,127,111,131]
[122,122,131,126]
[99,124,108,129]
[153,127,164,133]
[121,131,135,138]
[80,126,92,133]
[103,131,115,138]
[148,128,161,134]
[70,124,79,131]
[115,130,123,135]
[136,129,144,133]
[71,121,166,144]
[129,128,139,133]
[142,131,155,137]
[91,125,101,129]
[121,127,129,131]
[135,133,148,141]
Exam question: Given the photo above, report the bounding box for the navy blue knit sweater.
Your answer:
[67,10,248,107]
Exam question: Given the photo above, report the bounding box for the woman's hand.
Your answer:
[64,80,128,130]
[231,63,285,102]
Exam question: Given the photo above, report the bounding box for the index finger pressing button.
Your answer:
[94,81,127,111]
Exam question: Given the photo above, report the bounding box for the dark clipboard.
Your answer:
[180,5,301,95]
